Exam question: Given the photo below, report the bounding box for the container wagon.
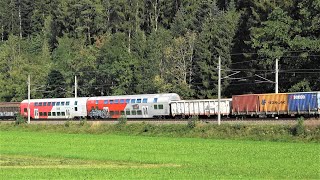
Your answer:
[288,92,320,115]
[258,93,288,115]
[232,94,259,116]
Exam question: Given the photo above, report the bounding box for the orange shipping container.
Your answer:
[258,93,288,113]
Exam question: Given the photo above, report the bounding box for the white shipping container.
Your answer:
[171,98,232,117]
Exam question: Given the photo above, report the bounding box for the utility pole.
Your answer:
[75,75,77,98]
[218,56,221,125]
[275,58,279,93]
[27,75,30,124]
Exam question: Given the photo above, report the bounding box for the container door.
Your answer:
[317,92,320,112]
[142,106,148,118]
[34,109,39,119]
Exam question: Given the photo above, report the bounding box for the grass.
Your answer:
[1,130,319,179]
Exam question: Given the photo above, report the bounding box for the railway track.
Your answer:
[1,118,319,126]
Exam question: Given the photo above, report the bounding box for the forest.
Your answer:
[0,0,319,102]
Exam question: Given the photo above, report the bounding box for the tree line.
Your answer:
[0,0,319,102]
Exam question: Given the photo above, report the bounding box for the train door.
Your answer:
[34,109,39,119]
[142,106,148,118]
[66,107,70,119]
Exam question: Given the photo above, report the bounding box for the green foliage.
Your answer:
[117,116,127,125]
[293,117,305,136]
[64,120,71,127]
[14,114,26,125]
[0,0,319,101]
[187,115,199,129]
[79,118,87,126]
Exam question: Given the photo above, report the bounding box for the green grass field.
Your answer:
[1,130,319,179]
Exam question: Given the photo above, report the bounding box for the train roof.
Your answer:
[21,97,89,103]
[21,93,181,103]
[88,93,181,101]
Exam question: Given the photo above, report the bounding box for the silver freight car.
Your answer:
[170,98,232,118]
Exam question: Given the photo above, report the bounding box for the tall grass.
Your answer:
[1,119,319,142]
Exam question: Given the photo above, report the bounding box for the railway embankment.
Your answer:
[1,117,319,143]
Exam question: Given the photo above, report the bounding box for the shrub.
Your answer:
[15,114,26,125]
[187,116,199,129]
[117,116,127,125]
[293,117,305,136]
[64,120,71,127]
[79,118,87,126]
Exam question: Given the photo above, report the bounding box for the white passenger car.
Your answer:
[20,97,88,119]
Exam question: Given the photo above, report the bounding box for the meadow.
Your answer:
[1,129,319,179]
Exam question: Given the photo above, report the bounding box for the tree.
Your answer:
[96,32,138,95]
[0,34,52,101]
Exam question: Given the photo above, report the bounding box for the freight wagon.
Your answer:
[288,92,320,115]
[258,93,288,115]
[0,102,20,119]
[232,94,259,116]
[170,99,232,118]
[232,92,320,117]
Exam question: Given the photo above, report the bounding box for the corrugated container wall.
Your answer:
[318,92,320,111]
[171,99,231,117]
[232,95,259,114]
[288,92,318,112]
[258,93,288,113]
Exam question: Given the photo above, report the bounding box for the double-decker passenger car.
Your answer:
[87,93,181,119]
[20,98,88,119]
[19,93,181,119]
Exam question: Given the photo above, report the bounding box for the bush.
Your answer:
[117,116,127,125]
[15,114,26,125]
[293,117,305,136]
[64,120,71,127]
[187,116,199,129]
[79,118,87,126]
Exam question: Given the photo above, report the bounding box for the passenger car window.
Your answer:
[142,98,147,103]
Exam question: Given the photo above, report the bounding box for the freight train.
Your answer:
[0,92,319,120]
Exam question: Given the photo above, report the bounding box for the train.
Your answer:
[0,91,319,120]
